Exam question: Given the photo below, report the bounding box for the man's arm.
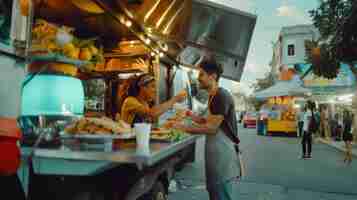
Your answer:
[173,114,223,135]
[188,112,207,124]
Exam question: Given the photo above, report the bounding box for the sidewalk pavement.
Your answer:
[170,181,357,200]
[317,137,357,157]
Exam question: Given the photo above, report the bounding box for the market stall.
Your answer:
[15,1,197,199]
[254,81,311,136]
[0,0,256,200]
[0,1,257,199]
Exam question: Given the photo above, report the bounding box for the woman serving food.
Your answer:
[120,74,187,125]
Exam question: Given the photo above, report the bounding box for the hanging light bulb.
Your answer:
[162,43,168,52]
[146,27,153,33]
[159,52,164,58]
[150,52,156,57]
[125,20,132,27]
[145,38,151,45]
[119,15,125,24]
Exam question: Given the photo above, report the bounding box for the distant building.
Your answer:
[279,25,320,66]
[271,25,320,76]
[270,24,356,102]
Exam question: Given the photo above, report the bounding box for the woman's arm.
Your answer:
[147,98,176,118]
[146,90,187,118]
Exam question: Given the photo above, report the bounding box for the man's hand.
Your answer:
[171,122,187,132]
[206,114,224,126]
[173,90,187,103]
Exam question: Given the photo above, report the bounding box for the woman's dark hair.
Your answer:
[200,59,224,81]
[343,110,351,121]
[306,100,316,111]
[127,74,155,97]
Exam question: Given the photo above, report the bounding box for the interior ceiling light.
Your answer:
[145,38,151,45]
[151,52,156,56]
[162,43,169,52]
[146,27,153,33]
[125,20,132,27]
[159,52,164,57]
[119,15,125,24]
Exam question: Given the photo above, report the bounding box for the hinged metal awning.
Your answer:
[18,0,257,81]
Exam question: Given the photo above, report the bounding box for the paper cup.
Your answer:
[134,123,151,155]
[104,137,113,152]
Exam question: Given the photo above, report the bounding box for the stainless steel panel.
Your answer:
[21,135,200,175]
[178,0,257,81]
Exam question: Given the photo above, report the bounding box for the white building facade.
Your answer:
[276,25,320,68]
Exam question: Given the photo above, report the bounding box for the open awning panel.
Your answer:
[180,0,257,81]
[16,0,257,81]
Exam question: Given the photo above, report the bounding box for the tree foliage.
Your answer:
[307,0,357,78]
[252,72,274,92]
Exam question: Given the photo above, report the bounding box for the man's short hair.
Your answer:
[200,59,224,81]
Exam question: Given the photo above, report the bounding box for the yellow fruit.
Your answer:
[63,43,76,54]
[63,43,80,59]
[88,45,99,55]
[79,48,92,61]
[47,42,58,52]
[68,48,80,59]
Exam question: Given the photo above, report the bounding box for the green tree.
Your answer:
[306,0,357,78]
[252,71,274,92]
[307,0,357,141]
[249,71,275,110]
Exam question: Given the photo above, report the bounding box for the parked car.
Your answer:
[243,112,258,128]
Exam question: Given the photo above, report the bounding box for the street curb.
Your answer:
[317,138,357,158]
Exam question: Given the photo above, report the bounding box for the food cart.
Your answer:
[0,0,257,200]
[254,81,311,137]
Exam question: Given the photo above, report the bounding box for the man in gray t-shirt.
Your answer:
[173,59,240,200]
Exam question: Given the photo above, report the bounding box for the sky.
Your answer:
[210,0,320,95]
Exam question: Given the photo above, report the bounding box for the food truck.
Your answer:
[0,0,256,199]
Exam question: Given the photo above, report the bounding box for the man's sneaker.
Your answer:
[306,155,312,159]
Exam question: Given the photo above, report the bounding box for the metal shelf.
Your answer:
[29,53,92,68]
[0,42,25,59]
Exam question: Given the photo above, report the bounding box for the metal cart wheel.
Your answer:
[73,191,104,200]
[139,181,168,200]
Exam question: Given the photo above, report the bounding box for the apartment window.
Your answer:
[287,44,295,56]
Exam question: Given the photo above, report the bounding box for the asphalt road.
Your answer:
[169,125,357,200]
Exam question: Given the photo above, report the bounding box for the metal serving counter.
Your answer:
[21,135,200,175]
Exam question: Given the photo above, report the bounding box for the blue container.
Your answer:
[257,120,264,135]
[21,74,84,116]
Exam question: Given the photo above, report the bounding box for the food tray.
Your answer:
[60,131,135,140]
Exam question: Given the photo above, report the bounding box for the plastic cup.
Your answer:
[134,123,151,155]
[104,137,113,152]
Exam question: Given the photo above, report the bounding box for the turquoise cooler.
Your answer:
[21,74,84,116]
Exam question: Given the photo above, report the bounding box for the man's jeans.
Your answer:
[302,131,312,156]
[298,121,304,137]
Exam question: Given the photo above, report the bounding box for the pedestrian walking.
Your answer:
[342,110,353,164]
[297,107,305,137]
[172,59,241,200]
[320,105,331,139]
[301,101,317,159]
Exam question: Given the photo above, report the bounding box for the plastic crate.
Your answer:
[0,118,22,175]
